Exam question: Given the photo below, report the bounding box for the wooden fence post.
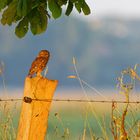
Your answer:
[16,77,58,140]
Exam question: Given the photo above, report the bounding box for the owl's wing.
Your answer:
[28,57,48,76]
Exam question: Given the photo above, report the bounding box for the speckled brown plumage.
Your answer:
[28,50,50,77]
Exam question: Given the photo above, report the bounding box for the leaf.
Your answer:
[17,0,31,17]
[0,0,7,11]
[65,0,73,16]
[31,0,47,10]
[1,1,17,25]
[57,0,67,6]
[0,0,12,11]
[82,1,90,15]
[70,0,78,3]
[0,0,91,38]
[75,1,82,13]
[48,0,62,19]
[29,7,48,35]
[17,0,22,17]
[15,17,29,38]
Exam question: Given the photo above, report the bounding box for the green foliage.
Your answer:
[15,17,29,38]
[17,0,31,17]
[1,0,17,25]
[75,1,82,13]
[0,0,91,38]
[29,7,48,35]
[0,0,13,11]
[48,0,62,19]
[82,1,90,15]
[65,1,73,16]
[0,0,7,11]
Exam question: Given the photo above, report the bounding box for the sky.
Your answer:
[78,0,140,18]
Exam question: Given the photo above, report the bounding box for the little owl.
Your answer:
[28,50,50,77]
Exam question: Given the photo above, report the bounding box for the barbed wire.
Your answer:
[0,97,140,104]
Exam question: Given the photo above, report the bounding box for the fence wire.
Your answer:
[0,97,140,104]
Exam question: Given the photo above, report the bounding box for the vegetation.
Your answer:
[0,59,140,139]
[0,0,90,38]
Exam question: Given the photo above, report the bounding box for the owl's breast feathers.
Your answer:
[28,57,49,77]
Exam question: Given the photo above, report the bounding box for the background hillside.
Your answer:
[0,17,140,89]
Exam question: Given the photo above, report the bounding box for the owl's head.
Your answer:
[37,50,50,58]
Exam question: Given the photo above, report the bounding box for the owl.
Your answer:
[28,50,50,77]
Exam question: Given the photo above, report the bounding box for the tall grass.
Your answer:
[0,61,20,140]
[0,59,140,140]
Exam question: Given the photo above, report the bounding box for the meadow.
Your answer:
[0,61,140,140]
[0,95,140,140]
